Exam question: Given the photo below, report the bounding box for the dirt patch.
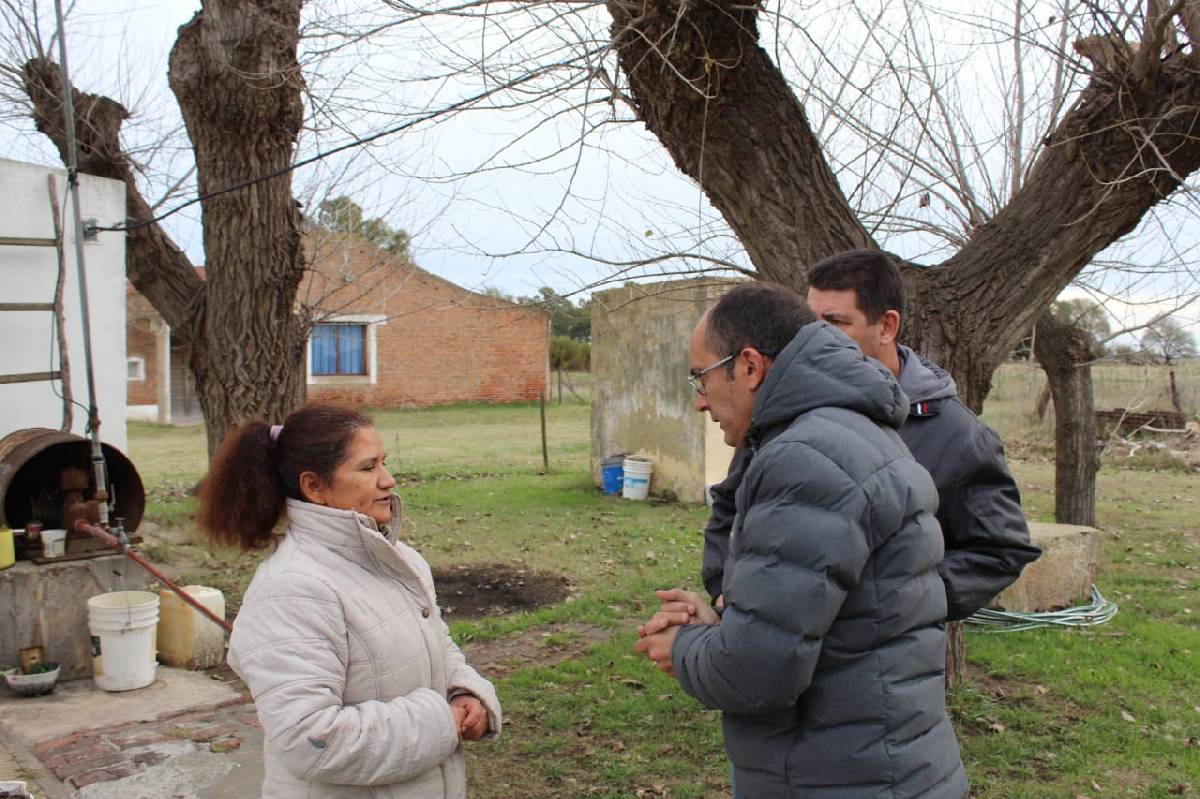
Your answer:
[432,563,572,618]
[460,621,613,679]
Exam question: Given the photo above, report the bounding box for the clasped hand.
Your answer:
[450,694,488,741]
[633,589,720,677]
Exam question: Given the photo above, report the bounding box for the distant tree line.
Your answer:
[1014,298,1196,363]
[485,286,592,371]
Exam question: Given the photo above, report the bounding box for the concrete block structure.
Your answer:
[0,158,128,450]
[0,555,151,680]
[591,279,740,504]
[994,522,1101,612]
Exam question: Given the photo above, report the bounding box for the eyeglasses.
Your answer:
[688,354,734,395]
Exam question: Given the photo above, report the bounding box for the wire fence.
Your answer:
[983,361,1199,438]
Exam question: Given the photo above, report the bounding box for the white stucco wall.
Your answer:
[0,158,127,451]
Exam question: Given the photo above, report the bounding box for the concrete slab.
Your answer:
[0,667,241,747]
[994,521,1100,612]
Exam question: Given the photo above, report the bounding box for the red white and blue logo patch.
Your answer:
[910,401,938,417]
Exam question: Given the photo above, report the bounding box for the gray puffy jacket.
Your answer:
[893,346,1040,619]
[673,322,968,798]
[703,346,1040,620]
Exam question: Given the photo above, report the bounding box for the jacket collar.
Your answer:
[283,495,425,587]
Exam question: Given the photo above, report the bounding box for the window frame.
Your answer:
[126,356,146,382]
[307,315,385,386]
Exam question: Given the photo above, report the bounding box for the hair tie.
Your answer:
[269,425,284,443]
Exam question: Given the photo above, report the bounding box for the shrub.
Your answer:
[550,336,590,370]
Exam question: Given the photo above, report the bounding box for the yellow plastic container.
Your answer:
[0,526,14,569]
[157,585,226,669]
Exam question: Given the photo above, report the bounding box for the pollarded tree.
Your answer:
[14,0,309,456]
[602,0,1200,409]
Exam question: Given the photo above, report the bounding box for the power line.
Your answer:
[87,115,427,236]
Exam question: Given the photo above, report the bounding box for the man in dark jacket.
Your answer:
[636,282,968,798]
[702,250,1040,620]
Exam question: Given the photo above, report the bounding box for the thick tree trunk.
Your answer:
[168,0,309,455]
[21,59,202,333]
[1034,314,1099,526]
[607,0,1200,414]
[23,1,310,459]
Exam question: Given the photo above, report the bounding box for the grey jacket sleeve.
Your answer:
[673,444,871,715]
[937,423,1041,620]
[700,448,751,602]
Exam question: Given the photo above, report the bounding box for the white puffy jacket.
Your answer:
[228,497,501,798]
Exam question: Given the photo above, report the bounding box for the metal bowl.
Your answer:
[3,665,60,697]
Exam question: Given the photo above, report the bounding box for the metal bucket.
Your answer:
[0,429,145,557]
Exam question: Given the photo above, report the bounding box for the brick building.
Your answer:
[127,236,548,422]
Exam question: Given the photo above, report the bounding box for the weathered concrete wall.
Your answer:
[0,159,128,451]
[591,280,737,503]
[993,522,1100,612]
[0,555,151,680]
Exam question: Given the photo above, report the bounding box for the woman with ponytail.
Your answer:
[198,403,500,799]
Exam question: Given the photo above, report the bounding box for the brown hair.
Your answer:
[807,249,907,323]
[197,404,372,550]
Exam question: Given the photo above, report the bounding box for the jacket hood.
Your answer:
[749,321,908,443]
[897,344,957,404]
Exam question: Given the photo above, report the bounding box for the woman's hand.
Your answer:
[450,694,489,741]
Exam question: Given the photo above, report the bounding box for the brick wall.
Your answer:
[125,290,158,406]
[306,236,548,407]
[1095,408,1187,432]
[124,237,548,411]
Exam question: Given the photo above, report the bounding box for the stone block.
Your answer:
[993,522,1100,612]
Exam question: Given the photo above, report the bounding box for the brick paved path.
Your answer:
[29,695,258,793]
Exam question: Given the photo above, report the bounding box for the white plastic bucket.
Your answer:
[87,591,159,692]
[622,457,653,500]
[41,529,67,558]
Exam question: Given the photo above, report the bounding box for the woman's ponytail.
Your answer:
[197,421,287,549]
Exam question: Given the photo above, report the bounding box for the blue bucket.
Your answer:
[601,456,624,495]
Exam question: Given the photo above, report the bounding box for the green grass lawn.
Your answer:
[126,383,1200,798]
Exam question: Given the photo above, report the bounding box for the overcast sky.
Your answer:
[4,0,1196,344]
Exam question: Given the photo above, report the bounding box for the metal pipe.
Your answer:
[75,520,233,635]
[53,0,108,526]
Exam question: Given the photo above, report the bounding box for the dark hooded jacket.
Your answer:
[703,345,1040,621]
[673,322,968,799]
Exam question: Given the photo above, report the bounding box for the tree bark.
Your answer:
[169,0,309,455]
[1034,314,1099,526]
[607,0,1200,413]
[22,0,310,457]
[21,59,202,333]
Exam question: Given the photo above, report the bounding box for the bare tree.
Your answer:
[1142,315,1198,411]
[10,0,309,455]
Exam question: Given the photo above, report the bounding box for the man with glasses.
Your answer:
[635,281,967,799]
[702,250,1039,622]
